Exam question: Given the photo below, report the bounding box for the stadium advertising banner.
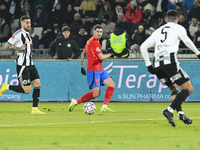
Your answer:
[0,60,200,102]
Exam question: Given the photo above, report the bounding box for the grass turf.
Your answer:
[0,102,200,150]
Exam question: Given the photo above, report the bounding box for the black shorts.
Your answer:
[154,63,189,87]
[17,65,40,86]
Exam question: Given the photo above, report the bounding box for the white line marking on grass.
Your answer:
[0,117,200,127]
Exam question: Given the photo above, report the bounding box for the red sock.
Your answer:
[77,92,94,104]
[104,87,115,105]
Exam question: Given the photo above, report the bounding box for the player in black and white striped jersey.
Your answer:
[0,16,46,114]
[140,10,200,127]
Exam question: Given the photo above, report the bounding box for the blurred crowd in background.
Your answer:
[0,0,200,56]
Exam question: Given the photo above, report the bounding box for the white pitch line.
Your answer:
[0,117,200,127]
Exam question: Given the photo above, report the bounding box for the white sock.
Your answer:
[7,85,9,90]
[178,111,184,116]
[74,100,78,105]
[102,104,107,108]
[167,107,174,113]
[32,107,38,109]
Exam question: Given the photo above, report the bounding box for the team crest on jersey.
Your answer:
[96,47,101,52]
[11,34,15,39]
[67,43,71,47]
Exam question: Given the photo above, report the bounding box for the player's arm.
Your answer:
[180,34,200,56]
[5,42,26,52]
[97,53,113,60]
[81,50,86,67]
[140,37,155,67]
[140,36,156,74]
[81,50,86,75]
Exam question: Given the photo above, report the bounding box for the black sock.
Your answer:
[171,90,182,112]
[9,85,25,93]
[170,89,190,110]
[32,87,40,107]
[176,105,182,112]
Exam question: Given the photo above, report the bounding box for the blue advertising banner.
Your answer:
[0,60,200,101]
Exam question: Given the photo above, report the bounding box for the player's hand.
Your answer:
[81,67,86,75]
[107,49,114,57]
[20,44,26,51]
[109,52,114,57]
[197,54,200,59]
[147,65,156,74]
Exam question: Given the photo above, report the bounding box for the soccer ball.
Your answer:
[83,102,96,115]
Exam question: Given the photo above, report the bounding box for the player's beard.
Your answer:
[24,26,30,32]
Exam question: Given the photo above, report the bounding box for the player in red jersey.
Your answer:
[69,24,115,112]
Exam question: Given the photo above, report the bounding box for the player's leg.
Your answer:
[100,70,115,112]
[168,84,183,113]
[69,71,101,112]
[77,87,100,104]
[164,65,192,125]
[0,65,29,96]
[154,67,176,126]
[30,65,45,114]
[169,80,193,125]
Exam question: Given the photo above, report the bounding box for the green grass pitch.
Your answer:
[0,102,200,150]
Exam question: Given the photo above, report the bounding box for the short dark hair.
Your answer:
[62,26,70,32]
[20,16,31,22]
[166,10,178,21]
[93,24,103,30]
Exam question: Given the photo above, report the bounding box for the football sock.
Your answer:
[178,111,184,116]
[103,87,115,105]
[170,89,190,110]
[167,106,174,113]
[176,105,182,112]
[32,87,40,107]
[171,90,182,112]
[102,104,107,108]
[9,85,25,93]
[77,92,94,104]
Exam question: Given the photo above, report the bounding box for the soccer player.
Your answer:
[140,10,200,127]
[0,16,46,114]
[69,24,115,112]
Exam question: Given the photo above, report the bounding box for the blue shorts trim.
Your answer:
[87,70,110,89]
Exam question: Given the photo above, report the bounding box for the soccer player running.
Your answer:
[69,24,115,112]
[0,16,46,114]
[140,10,200,127]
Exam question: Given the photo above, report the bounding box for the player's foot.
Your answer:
[162,109,175,127]
[179,114,192,125]
[69,98,76,112]
[0,83,8,96]
[100,106,115,112]
[31,108,46,114]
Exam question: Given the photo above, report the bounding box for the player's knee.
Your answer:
[93,92,100,98]
[109,81,115,88]
[24,86,31,94]
[33,82,41,87]
[189,87,193,93]
[112,82,115,88]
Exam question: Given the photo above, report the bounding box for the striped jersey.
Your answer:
[8,29,33,66]
[140,22,200,68]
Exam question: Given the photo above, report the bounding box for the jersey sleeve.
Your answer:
[8,33,20,45]
[140,34,156,67]
[178,25,187,38]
